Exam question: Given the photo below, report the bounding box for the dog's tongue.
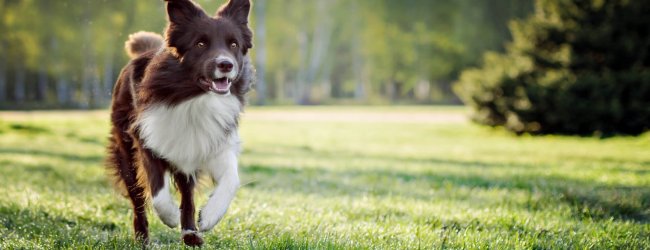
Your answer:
[200,77,231,94]
[210,78,231,94]
[213,78,229,89]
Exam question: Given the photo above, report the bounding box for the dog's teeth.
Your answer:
[211,81,218,90]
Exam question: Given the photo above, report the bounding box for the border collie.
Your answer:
[106,0,254,246]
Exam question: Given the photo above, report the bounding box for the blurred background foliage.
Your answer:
[1,0,648,135]
[0,0,534,109]
[454,0,650,135]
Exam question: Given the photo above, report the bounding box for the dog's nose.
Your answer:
[216,60,233,73]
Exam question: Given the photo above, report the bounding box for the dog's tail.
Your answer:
[124,31,164,59]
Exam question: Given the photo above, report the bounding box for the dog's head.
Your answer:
[164,0,252,96]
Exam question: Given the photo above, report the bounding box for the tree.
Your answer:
[454,0,650,135]
[253,0,267,105]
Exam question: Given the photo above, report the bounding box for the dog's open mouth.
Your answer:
[200,77,232,95]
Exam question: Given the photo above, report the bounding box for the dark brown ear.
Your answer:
[216,0,251,25]
[165,0,207,25]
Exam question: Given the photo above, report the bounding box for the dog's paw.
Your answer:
[153,201,180,228]
[197,210,223,232]
[182,230,204,247]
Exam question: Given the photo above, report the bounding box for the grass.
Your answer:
[0,106,649,249]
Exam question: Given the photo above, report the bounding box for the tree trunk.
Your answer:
[103,57,114,105]
[36,63,48,102]
[352,41,366,101]
[36,2,53,103]
[296,31,309,104]
[14,64,26,104]
[320,59,333,101]
[56,77,70,105]
[385,80,397,102]
[81,3,99,109]
[102,35,115,106]
[304,0,333,104]
[254,0,267,105]
[0,57,6,103]
[275,70,285,102]
[351,1,366,101]
[295,1,335,105]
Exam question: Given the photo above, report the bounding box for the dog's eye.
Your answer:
[196,41,206,48]
[230,42,238,49]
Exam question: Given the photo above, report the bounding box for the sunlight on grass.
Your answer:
[0,107,649,249]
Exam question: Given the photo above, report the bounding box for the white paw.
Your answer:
[153,199,180,228]
[198,209,224,232]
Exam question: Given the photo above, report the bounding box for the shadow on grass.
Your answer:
[0,148,103,163]
[2,142,647,227]
[247,144,650,171]
[0,160,110,193]
[242,149,650,224]
[0,204,137,248]
[0,201,363,249]
[64,131,106,146]
[7,123,51,134]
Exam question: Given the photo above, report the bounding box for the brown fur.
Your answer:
[105,0,253,246]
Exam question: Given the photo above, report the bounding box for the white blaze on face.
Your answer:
[214,56,239,80]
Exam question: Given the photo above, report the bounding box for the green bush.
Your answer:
[454,0,650,135]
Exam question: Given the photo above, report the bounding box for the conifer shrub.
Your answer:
[454,0,650,135]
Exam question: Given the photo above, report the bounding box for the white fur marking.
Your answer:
[182,229,201,237]
[137,93,241,174]
[214,56,239,80]
[198,149,240,232]
[152,173,180,228]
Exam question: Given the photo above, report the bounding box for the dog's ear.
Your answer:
[216,0,251,25]
[216,0,253,53]
[165,0,207,25]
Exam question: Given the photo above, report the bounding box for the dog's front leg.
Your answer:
[138,145,179,229]
[152,172,180,228]
[198,149,240,232]
[174,172,203,246]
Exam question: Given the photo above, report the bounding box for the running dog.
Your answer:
[106,0,254,246]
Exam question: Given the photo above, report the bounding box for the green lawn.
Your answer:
[0,107,649,249]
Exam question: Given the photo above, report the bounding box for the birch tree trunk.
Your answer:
[254,0,267,105]
[351,1,366,101]
[81,3,99,109]
[305,0,332,88]
[297,1,334,105]
[295,31,308,104]
[102,35,115,106]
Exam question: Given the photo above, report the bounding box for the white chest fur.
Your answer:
[137,93,241,174]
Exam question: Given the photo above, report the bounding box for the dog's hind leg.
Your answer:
[108,130,149,242]
[107,74,150,242]
[174,172,203,246]
[198,148,240,232]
